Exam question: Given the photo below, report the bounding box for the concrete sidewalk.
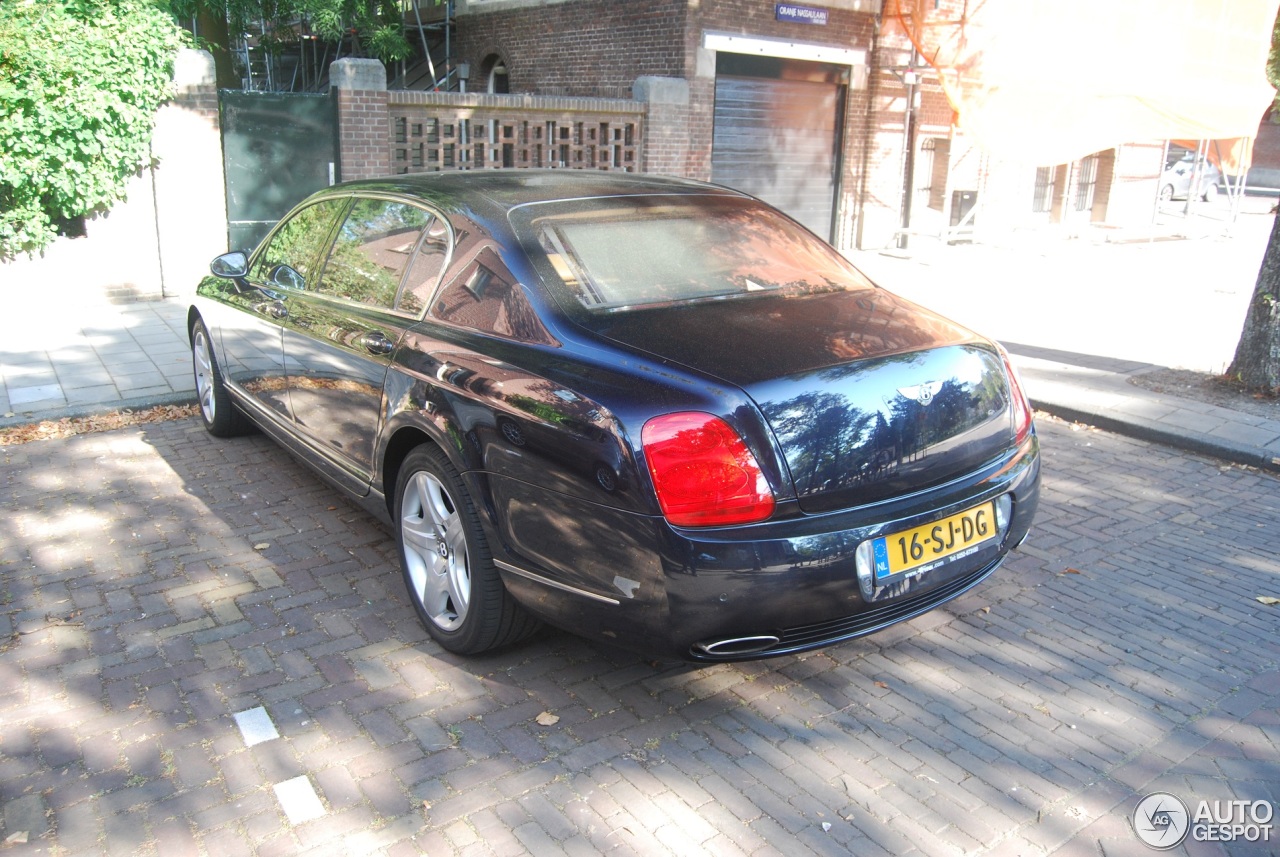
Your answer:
[1011,344,1280,472]
[1,291,1278,474]
[0,298,194,423]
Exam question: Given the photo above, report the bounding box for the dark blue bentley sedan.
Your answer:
[189,171,1039,661]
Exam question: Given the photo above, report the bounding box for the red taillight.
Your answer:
[998,346,1034,445]
[641,412,776,527]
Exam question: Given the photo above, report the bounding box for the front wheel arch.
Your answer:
[189,312,250,438]
[381,425,438,520]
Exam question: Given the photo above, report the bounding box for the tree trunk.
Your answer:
[1227,211,1280,394]
[193,6,237,91]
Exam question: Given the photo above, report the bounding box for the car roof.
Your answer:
[321,170,748,219]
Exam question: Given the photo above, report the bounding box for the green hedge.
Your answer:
[0,0,185,258]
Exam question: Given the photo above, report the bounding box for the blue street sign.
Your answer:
[776,3,829,25]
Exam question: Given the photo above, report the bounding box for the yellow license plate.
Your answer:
[872,501,998,581]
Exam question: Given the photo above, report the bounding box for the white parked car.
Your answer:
[1159,152,1221,202]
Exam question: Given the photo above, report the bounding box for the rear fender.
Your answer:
[376,368,482,517]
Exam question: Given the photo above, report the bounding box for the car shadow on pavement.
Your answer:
[2,416,1279,854]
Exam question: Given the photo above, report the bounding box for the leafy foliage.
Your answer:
[0,0,186,258]
[1271,3,1280,112]
[0,404,198,445]
[169,0,411,65]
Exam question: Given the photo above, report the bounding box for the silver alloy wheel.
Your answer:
[193,327,217,425]
[400,470,471,630]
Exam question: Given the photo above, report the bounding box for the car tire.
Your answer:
[191,317,251,438]
[1158,184,1174,203]
[395,445,539,654]
[1201,183,1218,202]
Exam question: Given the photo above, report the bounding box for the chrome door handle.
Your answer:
[361,332,393,355]
[255,301,287,320]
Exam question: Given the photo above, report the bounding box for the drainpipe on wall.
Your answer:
[896,52,919,250]
[854,16,882,251]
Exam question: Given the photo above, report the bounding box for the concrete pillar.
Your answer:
[332,58,391,181]
[153,48,227,298]
[633,77,691,178]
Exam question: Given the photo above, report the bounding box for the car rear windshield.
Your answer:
[512,195,874,316]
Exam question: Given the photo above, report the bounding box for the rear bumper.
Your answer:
[696,557,1004,660]
[494,435,1041,662]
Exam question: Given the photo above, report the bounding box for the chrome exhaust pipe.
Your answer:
[694,635,781,657]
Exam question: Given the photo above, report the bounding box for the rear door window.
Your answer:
[317,198,438,312]
[431,244,555,345]
[397,218,451,316]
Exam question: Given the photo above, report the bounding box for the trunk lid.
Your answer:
[588,289,1018,512]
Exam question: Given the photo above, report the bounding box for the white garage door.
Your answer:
[711,55,845,241]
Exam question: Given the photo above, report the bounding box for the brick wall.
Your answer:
[336,89,392,180]
[152,63,229,299]
[427,0,1177,248]
[454,0,687,97]
[1105,142,1164,227]
[452,0,882,249]
[641,97,690,176]
[632,77,688,175]
[1088,149,1116,223]
[860,52,913,247]
[174,83,219,121]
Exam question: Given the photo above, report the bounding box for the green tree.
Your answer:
[1270,7,1280,114]
[1229,4,1280,394]
[169,0,411,83]
[0,0,185,258]
[1228,217,1280,394]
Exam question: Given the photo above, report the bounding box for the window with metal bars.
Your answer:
[917,138,937,209]
[1074,154,1099,212]
[1032,167,1055,213]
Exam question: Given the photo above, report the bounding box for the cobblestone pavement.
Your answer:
[2,416,1279,856]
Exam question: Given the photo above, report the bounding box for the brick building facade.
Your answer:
[292,0,1199,258]
[428,0,1171,252]
[446,0,885,249]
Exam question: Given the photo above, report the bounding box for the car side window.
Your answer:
[317,198,432,311]
[396,218,451,316]
[432,244,555,345]
[250,199,348,290]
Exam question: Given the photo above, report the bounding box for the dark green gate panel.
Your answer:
[220,90,337,251]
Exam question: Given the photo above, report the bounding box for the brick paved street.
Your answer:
[1,416,1278,856]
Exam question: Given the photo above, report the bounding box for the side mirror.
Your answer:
[268,264,306,290]
[210,251,248,279]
